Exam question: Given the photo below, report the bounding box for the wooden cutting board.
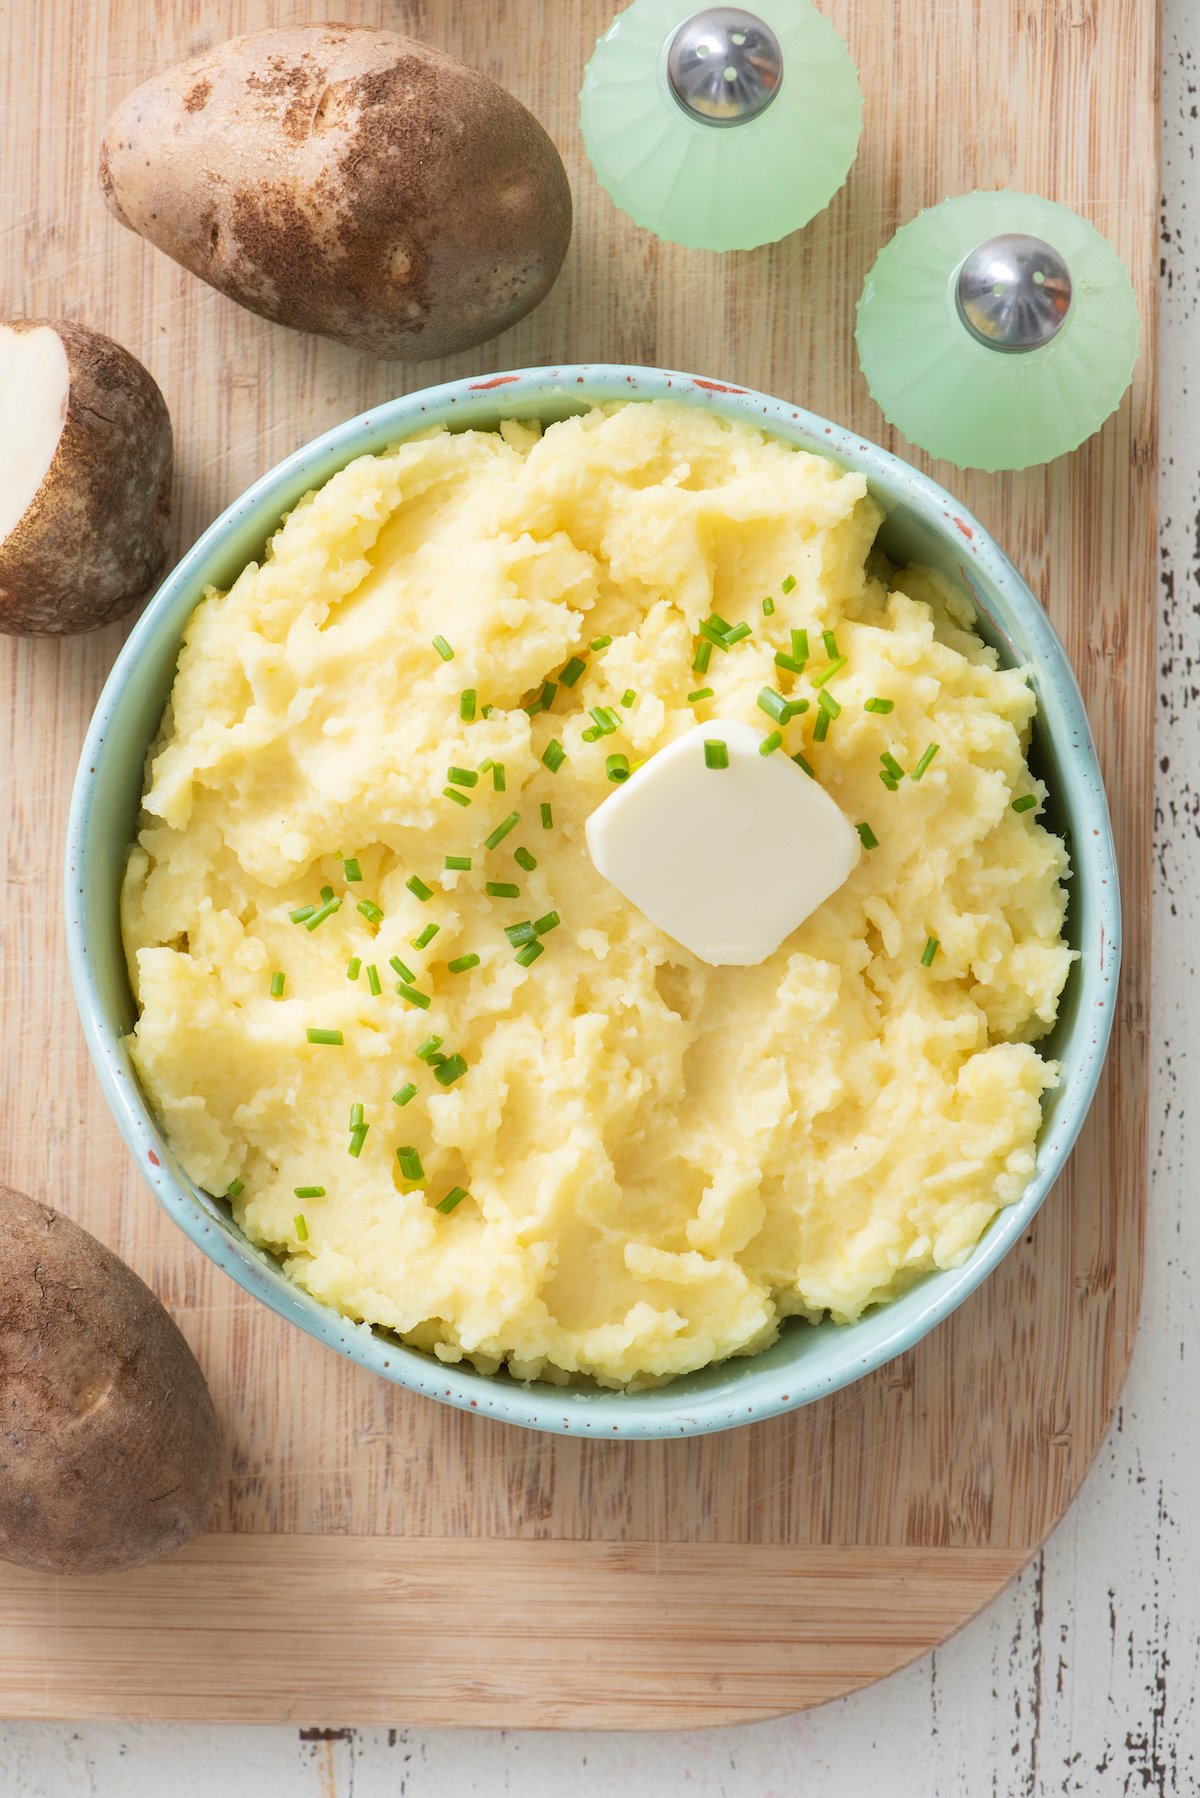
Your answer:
[0,0,1156,1728]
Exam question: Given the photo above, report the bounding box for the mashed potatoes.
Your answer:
[121,400,1073,1387]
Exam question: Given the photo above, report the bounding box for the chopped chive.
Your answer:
[366,963,382,996]
[392,1083,418,1108]
[460,688,477,721]
[320,886,335,904]
[448,766,479,788]
[434,1054,468,1086]
[515,940,545,966]
[484,811,520,850]
[342,857,363,882]
[588,705,620,735]
[396,983,431,1009]
[723,622,752,646]
[506,921,537,946]
[415,1035,444,1063]
[864,696,895,714]
[812,709,831,743]
[912,743,940,781]
[708,612,734,633]
[1012,793,1038,813]
[289,905,316,924]
[792,752,816,777]
[348,1124,369,1158]
[534,910,560,935]
[294,1214,310,1240]
[880,751,905,780]
[697,618,731,651]
[791,629,809,662]
[774,652,806,674]
[389,953,415,982]
[486,881,520,898]
[445,855,472,871]
[581,726,601,743]
[396,1146,424,1182]
[524,680,557,716]
[817,689,841,720]
[357,899,384,924]
[781,574,796,595]
[306,1027,344,1045]
[757,687,794,724]
[514,846,537,870]
[349,1102,364,1129]
[606,753,631,782]
[762,596,775,616]
[406,875,434,902]
[432,635,454,662]
[880,770,900,791]
[540,802,553,829]
[856,822,879,850]
[346,957,361,981]
[692,639,713,675]
[479,757,494,775]
[811,655,848,689]
[492,763,506,793]
[443,786,472,807]
[921,935,940,967]
[621,688,636,708]
[688,686,714,703]
[590,634,612,651]
[437,1186,468,1214]
[411,922,440,950]
[226,1178,245,1199]
[270,971,286,998]
[822,629,839,657]
[560,656,587,687]
[304,896,342,931]
[481,704,494,719]
[294,1186,324,1200]
[704,738,729,769]
[759,730,783,756]
[448,953,480,973]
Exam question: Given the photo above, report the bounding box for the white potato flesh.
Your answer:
[0,323,69,544]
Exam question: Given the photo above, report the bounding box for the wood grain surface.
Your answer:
[0,0,1157,1728]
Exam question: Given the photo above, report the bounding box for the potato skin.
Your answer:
[0,320,172,636]
[0,1186,220,1576]
[99,24,573,361]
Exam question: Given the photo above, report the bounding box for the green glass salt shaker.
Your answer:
[580,0,862,252]
[855,191,1141,471]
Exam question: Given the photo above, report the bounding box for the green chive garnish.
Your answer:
[460,688,477,721]
[389,954,415,982]
[348,1125,369,1158]
[492,764,506,792]
[588,705,620,735]
[432,635,454,662]
[481,704,494,718]
[791,629,809,662]
[1012,794,1038,813]
[448,953,480,973]
[560,656,586,687]
[396,1146,424,1182]
[697,618,731,651]
[342,857,363,882]
[540,802,553,829]
[880,770,900,791]
[782,575,796,594]
[349,1102,364,1129]
[306,1028,343,1045]
[723,622,752,646]
[304,896,341,931]
[412,923,440,950]
[289,905,316,924]
[406,875,434,902]
[320,886,334,903]
[704,739,729,769]
[921,936,940,967]
[448,767,479,788]
[346,958,361,981]
[774,652,806,674]
[434,1054,468,1086]
[524,679,557,716]
[758,688,800,725]
[515,940,544,966]
[443,787,471,807]
[294,1186,324,1199]
[606,753,630,782]
[817,689,841,720]
[590,634,612,650]
[392,1083,418,1107]
[396,983,431,1009]
[486,881,520,898]
[762,596,775,616]
[822,629,839,657]
[485,812,520,850]
[811,655,848,689]
[621,689,636,708]
[366,963,381,995]
[581,726,601,743]
[759,730,783,756]
[437,1187,468,1214]
[880,751,905,780]
[857,822,879,850]
[692,639,713,675]
[912,744,940,781]
[270,971,286,998]
[416,1035,444,1063]
[865,697,894,714]
[534,911,560,935]
[445,855,472,871]
[812,710,830,743]
[688,687,714,702]
[226,1178,245,1199]
[514,846,537,870]
[357,899,384,924]
[506,921,536,946]
[294,1214,310,1240]
[792,752,815,777]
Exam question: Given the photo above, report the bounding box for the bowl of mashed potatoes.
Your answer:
[66,366,1119,1437]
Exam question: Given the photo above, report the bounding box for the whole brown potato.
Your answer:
[99,23,573,361]
[0,319,172,636]
[0,1185,220,1575]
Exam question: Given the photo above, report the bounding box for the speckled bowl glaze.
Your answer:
[65,365,1120,1438]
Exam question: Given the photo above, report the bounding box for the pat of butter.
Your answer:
[585,719,861,966]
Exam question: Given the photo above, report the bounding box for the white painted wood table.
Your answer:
[1,7,1193,1794]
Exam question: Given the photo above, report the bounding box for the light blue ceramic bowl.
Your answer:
[65,365,1119,1438]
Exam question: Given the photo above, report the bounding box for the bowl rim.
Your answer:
[64,362,1121,1438]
